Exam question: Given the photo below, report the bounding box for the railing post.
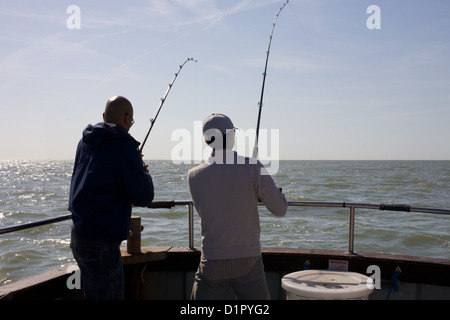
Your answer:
[348,206,355,254]
[188,203,194,249]
[128,216,142,255]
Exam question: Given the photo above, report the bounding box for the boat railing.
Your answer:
[1,200,449,254]
[285,201,450,254]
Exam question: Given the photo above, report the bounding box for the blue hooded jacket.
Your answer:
[69,123,154,242]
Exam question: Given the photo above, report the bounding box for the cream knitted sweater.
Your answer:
[188,150,287,260]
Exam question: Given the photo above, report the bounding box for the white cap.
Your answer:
[202,113,238,141]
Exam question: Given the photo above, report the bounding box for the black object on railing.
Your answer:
[379,204,411,212]
[147,200,176,209]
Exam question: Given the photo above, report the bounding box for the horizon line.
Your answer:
[1,158,449,162]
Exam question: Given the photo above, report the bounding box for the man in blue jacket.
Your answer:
[69,96,154,299]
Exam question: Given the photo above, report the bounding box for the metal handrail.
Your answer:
[1,200,449,254]
[285,201,450,254]
[0,214,72,235]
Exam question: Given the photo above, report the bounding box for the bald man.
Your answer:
[69,96,154,300]
[103,96,134,132]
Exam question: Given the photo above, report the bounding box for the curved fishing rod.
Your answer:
[252,0,289,159]
[140,57,197,154]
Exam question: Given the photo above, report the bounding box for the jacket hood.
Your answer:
[82,122,140,148]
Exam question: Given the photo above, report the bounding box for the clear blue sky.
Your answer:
[1,0,449,161]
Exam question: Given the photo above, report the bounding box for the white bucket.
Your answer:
[282,270,374,300]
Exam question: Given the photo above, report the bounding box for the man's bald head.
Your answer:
[103,96,134,132]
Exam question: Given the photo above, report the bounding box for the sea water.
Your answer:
[1,160,449,285]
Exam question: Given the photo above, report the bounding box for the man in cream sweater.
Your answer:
[188,113,287,300]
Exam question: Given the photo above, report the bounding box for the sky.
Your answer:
[1,0,449,161]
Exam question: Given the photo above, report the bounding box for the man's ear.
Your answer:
[205,136,215,145]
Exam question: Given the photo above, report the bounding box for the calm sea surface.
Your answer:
[1,160,449,285]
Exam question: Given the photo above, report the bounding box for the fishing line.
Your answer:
[140,57,197,154]
[252,0,289,159]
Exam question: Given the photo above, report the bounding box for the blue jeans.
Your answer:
[70,230,124,300]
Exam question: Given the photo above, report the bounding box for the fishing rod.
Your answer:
[252,0,289,159]
[140,57,197,154]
